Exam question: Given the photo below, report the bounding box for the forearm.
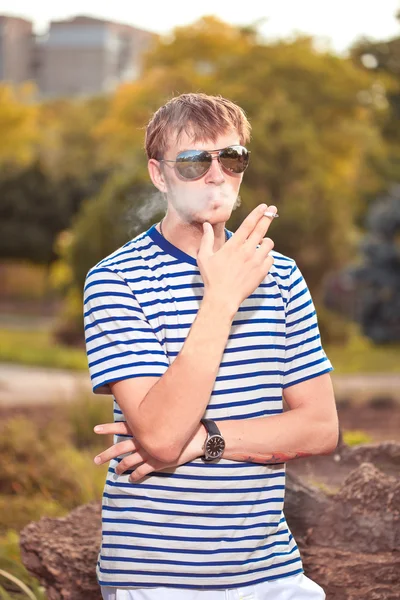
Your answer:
[137,295,234,461]
[191,408,338,465]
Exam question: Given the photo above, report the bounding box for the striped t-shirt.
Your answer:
[83,222,334,591]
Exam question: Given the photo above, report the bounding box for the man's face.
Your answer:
[151,128,245,226]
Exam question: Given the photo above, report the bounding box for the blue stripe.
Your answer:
[92,359,169,382]
[104,474,285,494]
[285,333,320,350]
[83,304,142,320]
[86,326,154,345]
[87,338,166,357]
[103,487,285,506]
[283,345,322,363]
[102,525,288,544]
[110,471,284,482]
[83,278,127,293]
[84,290,137,306]
[102,505,282,519]
[98,555,302,578]
[286,297,312,317]
[84,312,141,327]
[102,517,281,530]
[102,533,292,555]
[286,309,316,329]
[283,366,334,388]
[110,456,281,469]
[284,356,328,376]
[100,544,298,567]
[97,567,304,589]
[89,348,165,369]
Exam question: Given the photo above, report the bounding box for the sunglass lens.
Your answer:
[220,146,249,173]
[176,150,211,179]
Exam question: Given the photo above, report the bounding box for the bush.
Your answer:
[0,397,113,528]
[0,530,47,599]
[0,395,115,598]
[342,429,374,446]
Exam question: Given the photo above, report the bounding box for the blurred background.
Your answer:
[0,1,399,597]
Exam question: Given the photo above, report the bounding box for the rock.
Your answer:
[300,546,400,600]
[19,502,102,600]
[307,462,400,553]
[20,444,400,600]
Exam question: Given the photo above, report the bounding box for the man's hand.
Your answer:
[93,421,206,482]
[198,203,278,319]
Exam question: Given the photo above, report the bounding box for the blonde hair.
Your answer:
[145,93,251,160]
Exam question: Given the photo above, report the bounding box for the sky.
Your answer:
[1,0,399,55]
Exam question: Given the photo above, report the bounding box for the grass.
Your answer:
[0,328,87,371]
[1,322,400,375]
[325,327,400,374]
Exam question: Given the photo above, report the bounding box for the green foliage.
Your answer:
[0,532,47,599]
[0,83,39,169]
[0,162,65,264]
[0,394,114,597]
[342,429,374,446]
[325,325,400,373]
[0,328,87,370]
[68,171,162,290]
[0,496,65,535]
[67,394,114,450]
[0,413,107,513]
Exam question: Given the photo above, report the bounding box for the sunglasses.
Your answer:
[158,145,250,180]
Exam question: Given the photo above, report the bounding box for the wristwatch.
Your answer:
[200,418,226,461]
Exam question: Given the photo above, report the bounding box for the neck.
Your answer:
[158,218,228,259]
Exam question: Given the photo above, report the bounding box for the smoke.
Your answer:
[124,189,166,238]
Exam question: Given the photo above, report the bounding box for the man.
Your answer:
[83,92,338,599]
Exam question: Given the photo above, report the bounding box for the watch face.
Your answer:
[206,435,225,458]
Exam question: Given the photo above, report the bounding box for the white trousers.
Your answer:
[100,572,326,600]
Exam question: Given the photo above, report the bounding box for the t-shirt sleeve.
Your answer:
[282,261,334,389]
[83,266,170,394]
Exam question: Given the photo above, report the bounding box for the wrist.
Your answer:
[201,292,236,323]
[195,421,208,457]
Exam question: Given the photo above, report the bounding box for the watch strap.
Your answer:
[200,418,222,437]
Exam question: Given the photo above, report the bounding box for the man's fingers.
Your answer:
[115,447,150,475]
[232,203,268,245]
[94,421,130,435]
[94,439,135,465]
[247,205,278,248]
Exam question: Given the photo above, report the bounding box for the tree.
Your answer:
[0,161,69,264]
[94,16,385,294]
[323,185,400,342]
[0,82,39,169]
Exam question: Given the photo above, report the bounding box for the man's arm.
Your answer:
[93,371,338,477]
[214,372,339,463]
[112,295,234,463]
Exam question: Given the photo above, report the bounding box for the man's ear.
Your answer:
[148,159,168,194]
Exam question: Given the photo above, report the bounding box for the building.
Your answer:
[0,14,157,97]
[0,15,34,84]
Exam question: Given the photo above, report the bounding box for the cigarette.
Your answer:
[263,211,279,218]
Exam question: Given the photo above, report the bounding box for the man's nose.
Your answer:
[204,155,225,184]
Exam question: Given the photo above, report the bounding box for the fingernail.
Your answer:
[94,426,103,432]
[94,456,101,464]
[260,204,268,212]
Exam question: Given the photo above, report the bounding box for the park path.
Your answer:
[1,362,399,406]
